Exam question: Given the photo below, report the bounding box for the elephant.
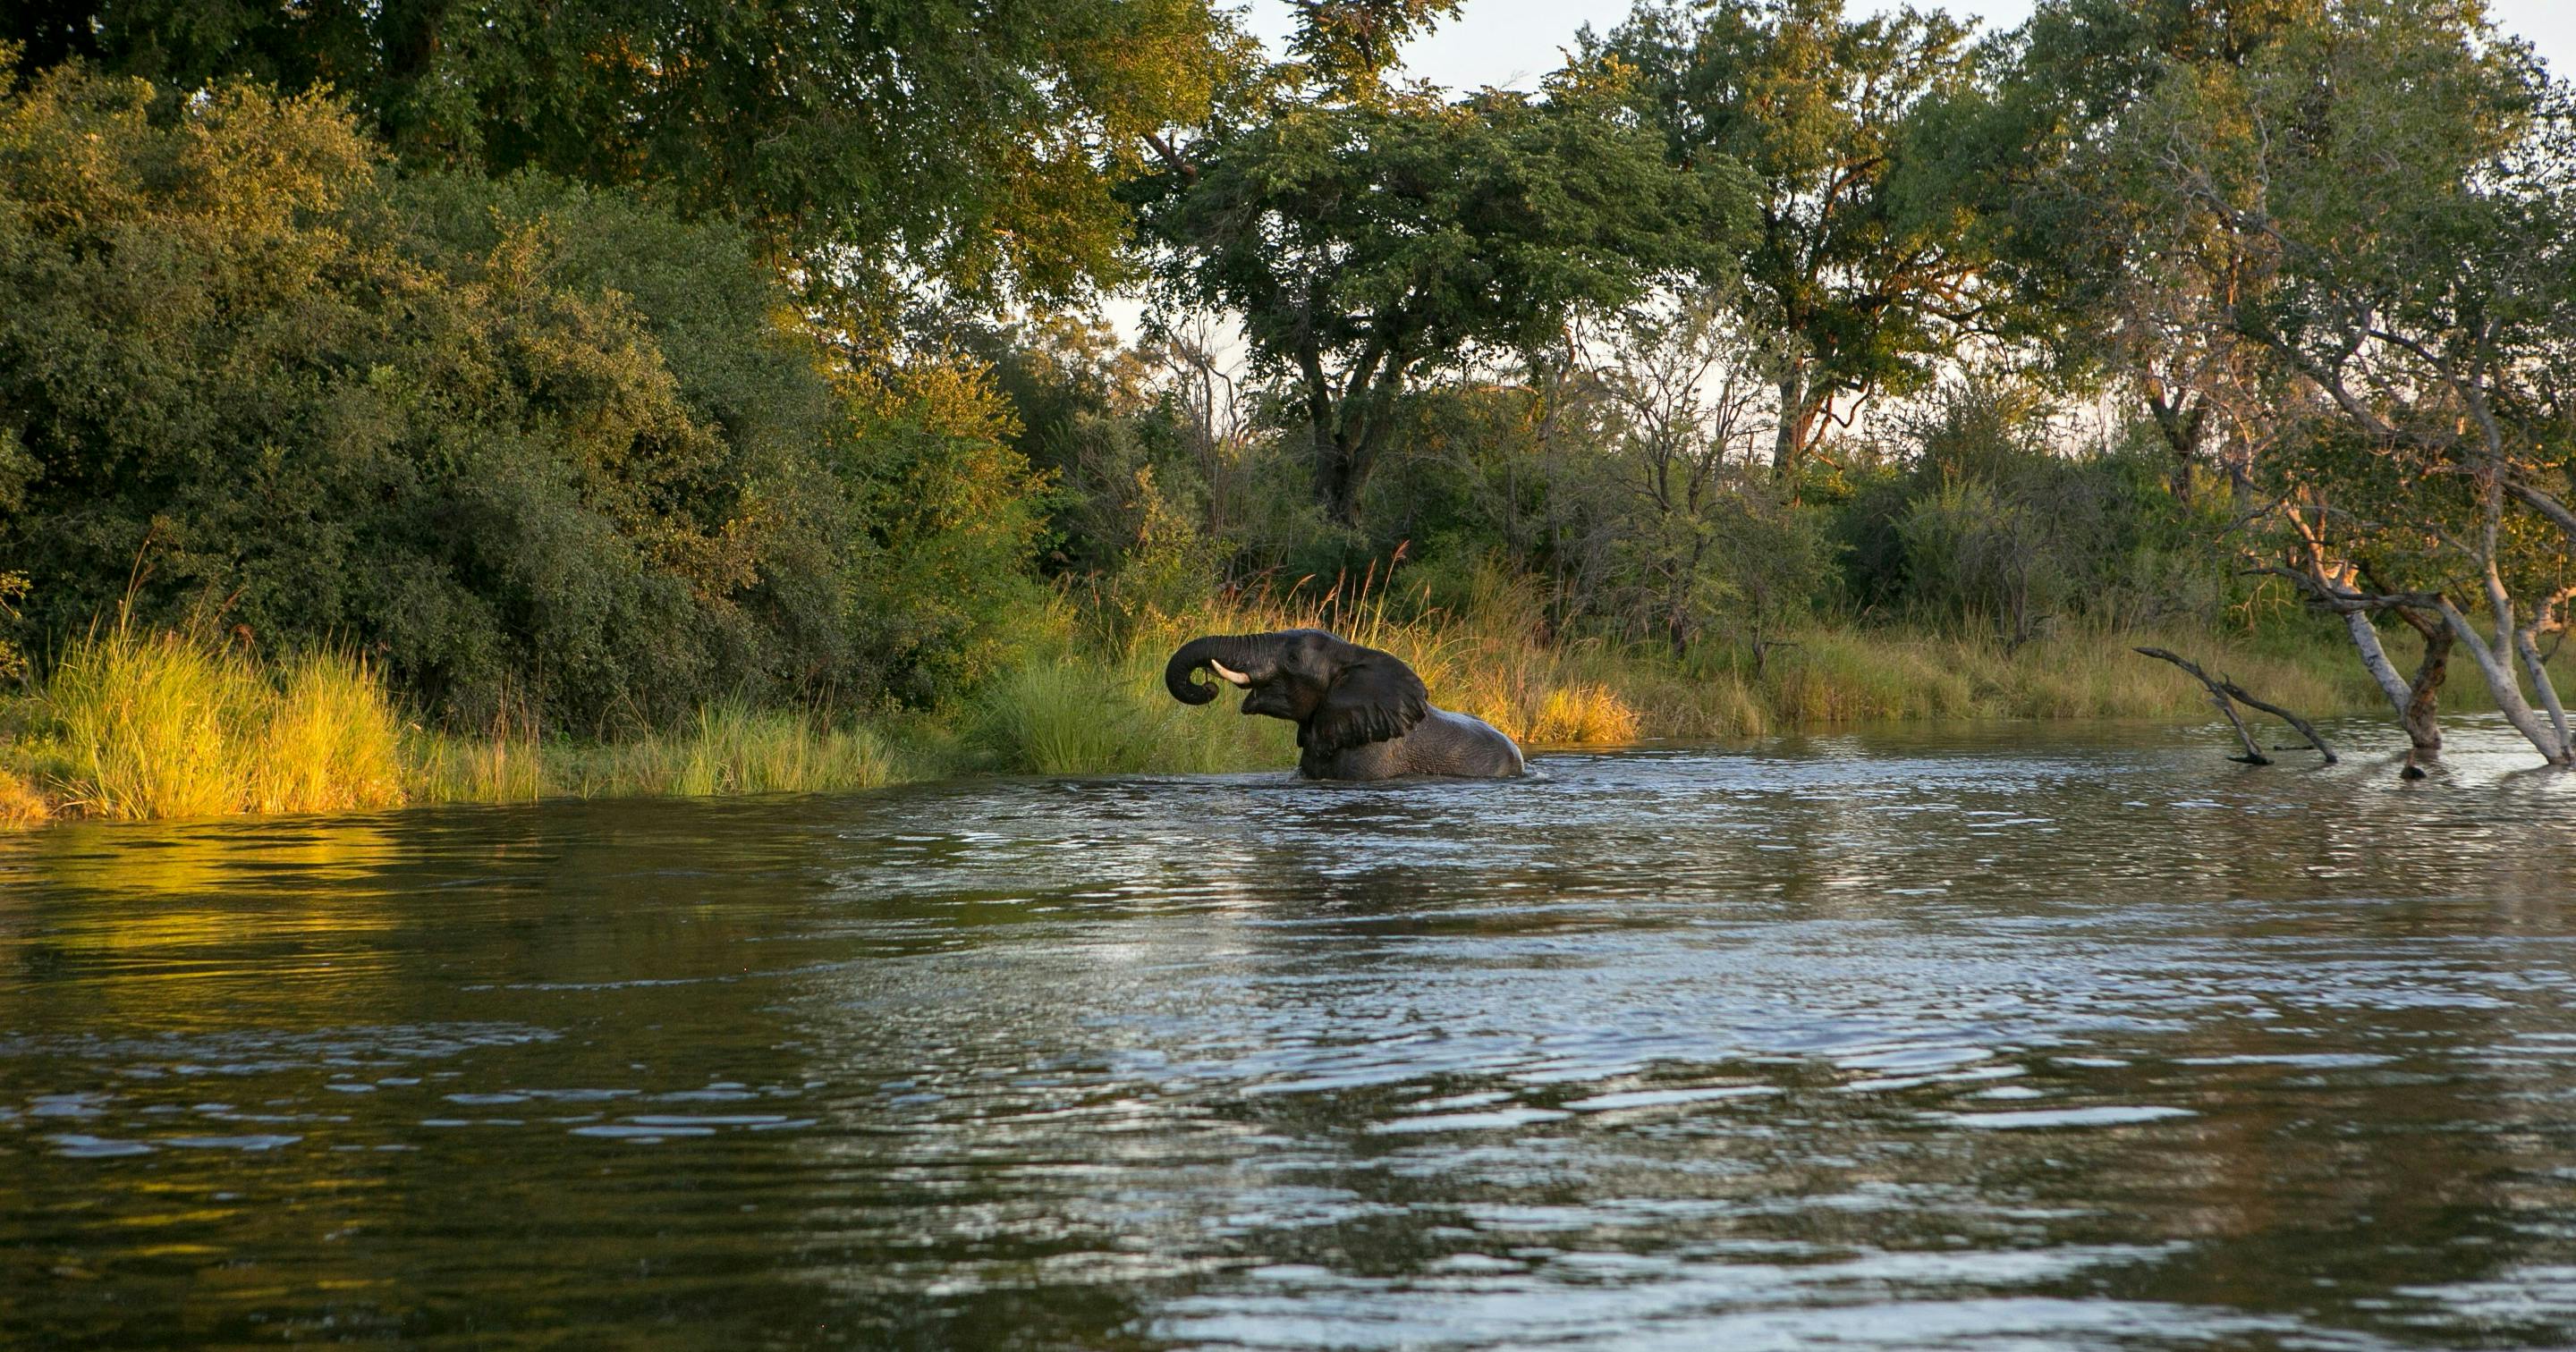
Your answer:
[1165,629,1526,780]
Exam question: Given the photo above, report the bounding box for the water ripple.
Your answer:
[2,717,2573,1348]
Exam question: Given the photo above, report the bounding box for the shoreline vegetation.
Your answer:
[6,4,2572,830]
[2,591,2516,831]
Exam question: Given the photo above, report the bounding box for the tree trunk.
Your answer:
[2434,596,2573,765]
[2516,622,2572,753]
[2399,615,2450,755]
[2342,609,2446,754]
[2141,384,2205,506]
[1311,423,1362,527]
[1309,364,1402,528]
[1771,368,1807,482]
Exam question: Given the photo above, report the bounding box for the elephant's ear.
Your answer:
[1303,647,1429,754]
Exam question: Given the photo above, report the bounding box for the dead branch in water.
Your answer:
[2134,646,2338,765]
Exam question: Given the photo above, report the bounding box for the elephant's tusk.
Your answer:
[1208,659,1252,687]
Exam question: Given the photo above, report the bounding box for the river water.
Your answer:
[4,718,2574,1349]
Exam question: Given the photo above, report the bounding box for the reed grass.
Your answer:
[42,625,256,819]
[0,766,49,828]
[578,704,911,799]
[252,652,408,813]
[25,626,405,820]
[404,722,550,806]
[2,598,2557,829]
[407,703,913,804]
[4,629,915,824]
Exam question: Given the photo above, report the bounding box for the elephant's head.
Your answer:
[1165,628,1429,752]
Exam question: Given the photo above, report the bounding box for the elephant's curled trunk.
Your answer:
[1165,634,1278,705]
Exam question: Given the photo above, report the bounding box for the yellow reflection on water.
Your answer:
[1,815,411,1028]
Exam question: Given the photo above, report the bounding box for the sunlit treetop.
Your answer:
[1280,0,1465,104]
[4,0,1258,304]
[1586,0,2012,477]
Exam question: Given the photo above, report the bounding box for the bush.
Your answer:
[0,66,1052,731]
[32,626,403,819]
[837,359,1055,706]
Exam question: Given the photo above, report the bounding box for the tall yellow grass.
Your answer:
[0,766,49,827]
[31,628,404,820]
[253,652,407,813]
[0,628,921,825]
[569,703,910,799]
[1,596,2547,829]
[1748,626,2388,725]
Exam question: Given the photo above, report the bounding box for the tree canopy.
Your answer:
[1589,0,2011,479]
[9,0,1250,300]
[1134,78,1745,523]
[0,62,1043,727]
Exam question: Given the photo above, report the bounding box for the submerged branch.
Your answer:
[2135,646,2267,764]
[2133,646,2335,765]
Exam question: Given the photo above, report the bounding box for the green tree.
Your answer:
[1277,0,1466,104]
[10,0,1247,301]
[0,64,1051,726]
[1136,78,1740,526]
[1596,291,1816,662]
[1591,0,2006,480]
[2122,0,2576,761]
[1991,0,2327,500]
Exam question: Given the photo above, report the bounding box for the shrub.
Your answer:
[0,67,1052,730]
[35,626,404,819]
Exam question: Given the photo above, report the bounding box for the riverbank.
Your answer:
[0,604,2491,830]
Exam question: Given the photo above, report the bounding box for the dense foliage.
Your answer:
[7,0,1244,300]
[0,63,1042,729]
[3,0,2572,765]
[1131,76,1741,524]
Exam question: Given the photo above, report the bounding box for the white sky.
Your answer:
[1250,0,2576,92]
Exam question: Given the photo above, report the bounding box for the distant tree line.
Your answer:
[2,0,2569,759]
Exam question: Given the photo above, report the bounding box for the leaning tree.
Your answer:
[2119,0,2576,763]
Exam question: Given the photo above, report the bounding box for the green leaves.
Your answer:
[27,0,1250,304]
[1591,0,2007,476]
[1283,0,1465,105]
[0,67,1052,728]
[1137,84,1739,521]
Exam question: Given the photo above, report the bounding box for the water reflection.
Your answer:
[3,715,2573,1348]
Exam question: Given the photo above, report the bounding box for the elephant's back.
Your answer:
[1411,707,1525,777]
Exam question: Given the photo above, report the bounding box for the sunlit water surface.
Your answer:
[5,718,2576,1349]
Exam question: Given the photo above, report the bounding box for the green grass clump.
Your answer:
[964,654,1295,775]
[29,627,403,820]
[408,704,916,804]
[404,724,550,807]
[1763,630,1979,723]
[581,704,912,799]
[254,652,408,813]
